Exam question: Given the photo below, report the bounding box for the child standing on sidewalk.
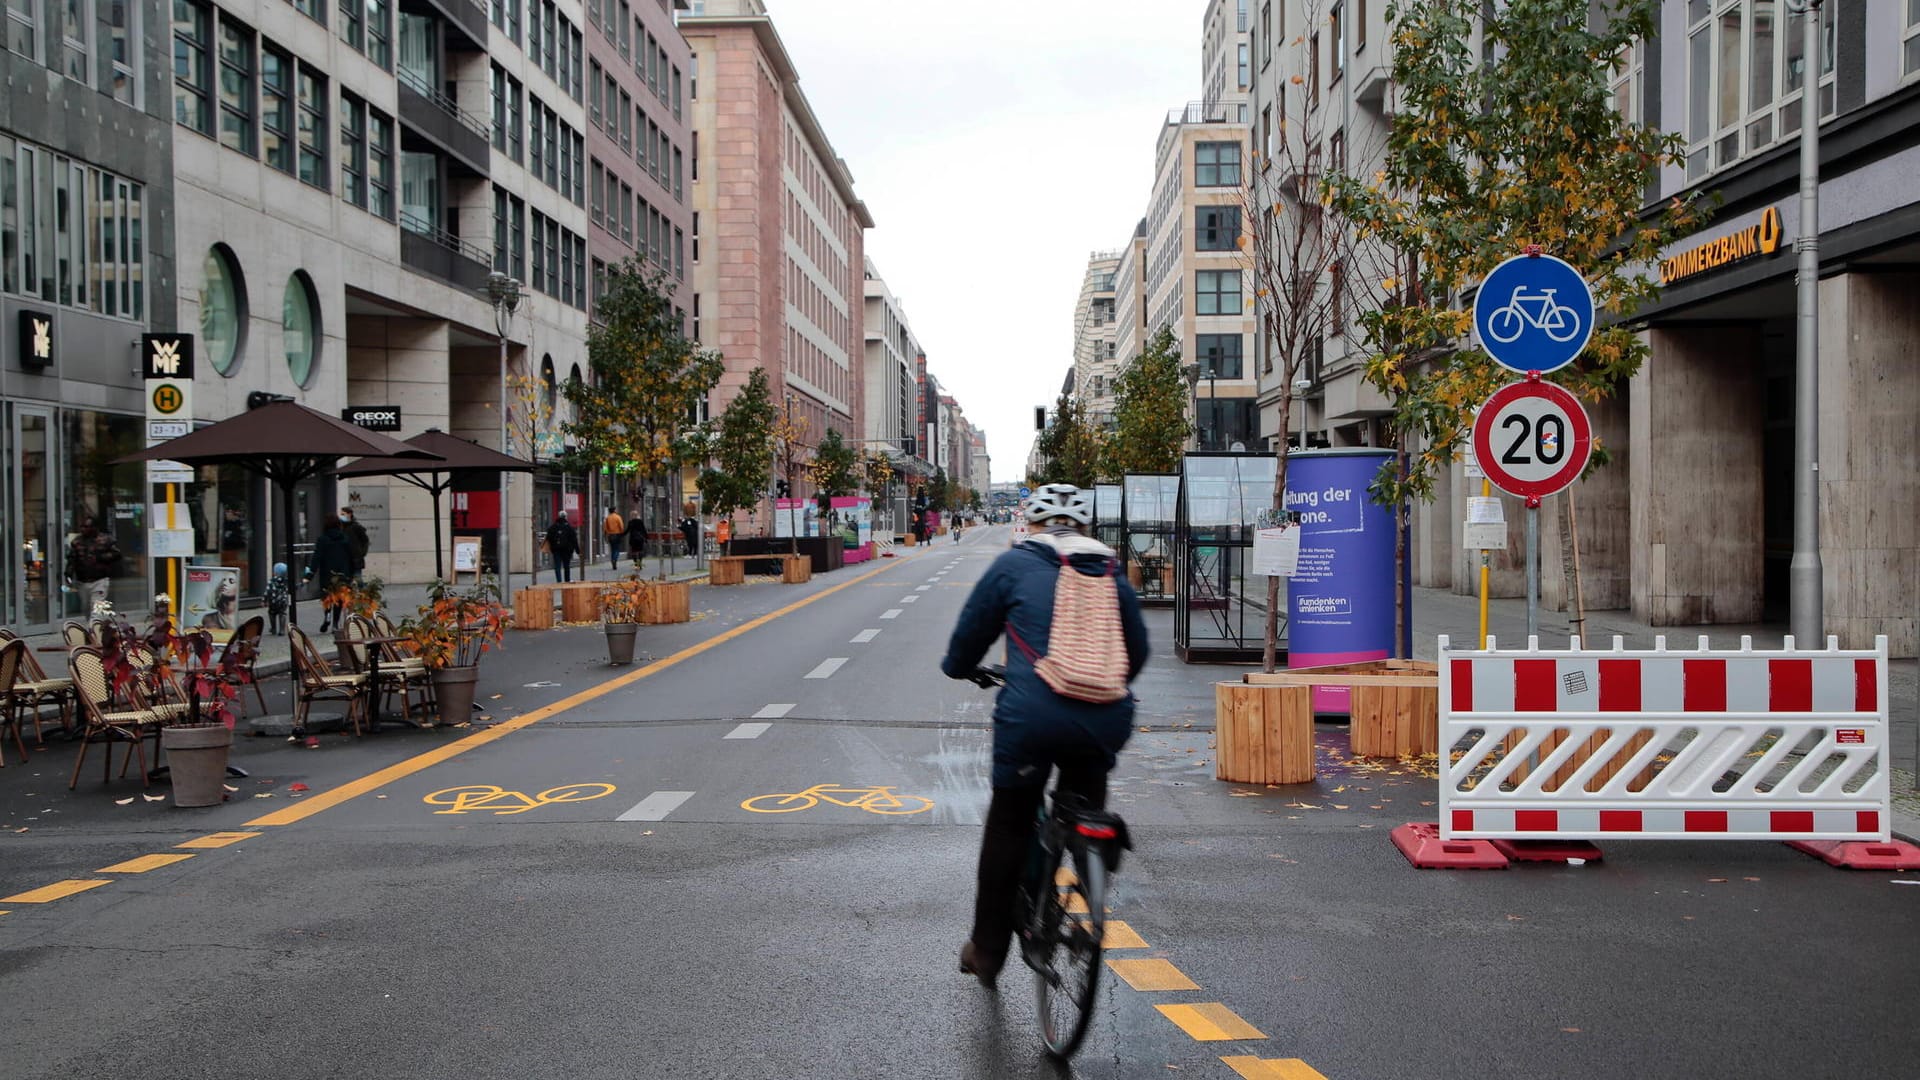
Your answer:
[264,562,290,635]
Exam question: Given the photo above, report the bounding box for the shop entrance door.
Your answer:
[9,406,59,630]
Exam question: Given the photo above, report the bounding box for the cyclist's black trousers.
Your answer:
[971,766,1108,962]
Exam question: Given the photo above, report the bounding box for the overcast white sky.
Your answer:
[763,0,1206,484]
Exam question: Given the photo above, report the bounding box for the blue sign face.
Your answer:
[1018,486,1031,499]
[1472,253,1595,374]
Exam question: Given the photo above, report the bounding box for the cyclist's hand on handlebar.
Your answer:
[968,665,1006,688]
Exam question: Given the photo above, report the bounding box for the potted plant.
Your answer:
[599,577,646,665]
[400,578,510,726]
[97,599,256,807]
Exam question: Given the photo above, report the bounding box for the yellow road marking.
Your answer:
[1064,891,1089,915]
[2,879,112,904]
[424,782,617,815]
[1054,866,1077,886]
[176,832,260,849]
[1106,957,1200,991]
[1222,1057,1329,1080]
[248,557,904,828]
[1155,1002,1267,1042]
[97,853,197,874]
[1102,920,1148,949]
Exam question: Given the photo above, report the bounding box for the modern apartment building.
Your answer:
[1,0,177,628]
[1110,218,1148,381]
[680,0,871,496]
[1249,0,1920,654]
[862,257,925,529]
[1070,251,1121,428]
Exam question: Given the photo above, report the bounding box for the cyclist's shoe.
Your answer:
[959,940,1004,989]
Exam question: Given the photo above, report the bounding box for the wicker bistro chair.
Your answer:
[65,647,164,787]
[122,642,194,726]
[288,627,370,736]
[0,629,75,745]
[368,609,434,709]
[210,616,268,718]
[0,640,35,765]
[60,621,94,648]
[339,616,432,726]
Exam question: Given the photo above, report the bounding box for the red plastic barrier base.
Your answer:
[1785,839,1920,871]
[1392,822,1509,869]
[1491,838,1604,863]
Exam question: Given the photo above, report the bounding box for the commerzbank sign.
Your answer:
[1659,206,1786,285]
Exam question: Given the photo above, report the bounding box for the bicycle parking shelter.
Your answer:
[1173,452,1281,663]
[1120,474,1179,606]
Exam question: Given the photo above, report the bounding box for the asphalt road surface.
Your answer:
[3,526,1917,1079]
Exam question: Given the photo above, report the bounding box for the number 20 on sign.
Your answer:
[1471,376,1593,502]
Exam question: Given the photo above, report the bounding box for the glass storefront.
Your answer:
[2,402,147,629]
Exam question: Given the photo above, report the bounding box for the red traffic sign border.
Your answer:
[1471,377,1593,503]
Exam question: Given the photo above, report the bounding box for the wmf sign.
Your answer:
[17,310,53,369]
[142,334,195,428]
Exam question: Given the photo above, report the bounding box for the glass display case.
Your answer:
[1120,473,1179,606]
[1174,452,1282,663]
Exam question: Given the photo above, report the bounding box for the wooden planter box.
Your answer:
[903,533,918,547]
[513,586,554,630]
[1243,660,1440,759]
[708,556,747,585]
[780,553,812,584]
[639,580,692,624]
[556,582,603,623]
[1215,682,1315,784]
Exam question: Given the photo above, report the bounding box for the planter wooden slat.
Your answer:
[1215,683,1314,784]
[560,584,601,624]
[513,587,554,630]
[709,557,747,585]
[639,581,692,624]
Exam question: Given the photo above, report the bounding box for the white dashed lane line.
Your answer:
[724,722,771,740]
[805,658,848,679]
[617,791,695,821]
[850,628,881,643]
[752,703,795,719]
[915,585,931,592]
[879,609,903,619]
[900,596,920,604]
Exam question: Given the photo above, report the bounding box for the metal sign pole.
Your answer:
[1525,497,1540,640]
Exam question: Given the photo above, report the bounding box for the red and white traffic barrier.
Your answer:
[1393,633,1920,870]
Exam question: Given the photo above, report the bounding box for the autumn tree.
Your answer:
[1327,0,1706,504]
[1103,327,1192,477]
[566,259,723,575]
[806,428,860,498]
[1033,393,1104,488]
[505,371,559,463]
[697,366,776,553]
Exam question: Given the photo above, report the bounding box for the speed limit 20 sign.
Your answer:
[1471,378,1592,501]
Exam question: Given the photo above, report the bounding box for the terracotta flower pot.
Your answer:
[430,665,480,726]
[160,725,233,807]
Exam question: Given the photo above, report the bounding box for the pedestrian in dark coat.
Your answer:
[305,518,355,632]
[625,512,648,571]
[545,512,580,582]
[340,507,371,580]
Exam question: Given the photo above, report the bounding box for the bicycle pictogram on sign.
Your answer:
[740,783,935,816]
[1484,287,1582,345]
[1472,252,1594,375]
[424,783,617,815]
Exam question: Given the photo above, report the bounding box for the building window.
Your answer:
[1195,269,1240,315]
[617,0,629,57]
[589,58,601,126]
[1195,142,1240,187]
[1197,334,1242,379]
[104,0,137,104]
[216,18,255,156]
[1904,1,1919,78]
[1330,1,1344,85]
[673,226,683,279]
[1611,38,1643,123]
[1237,41,1249,90]
[338,0,360,52]
[619,181,632,244]
[1195,205,1239,250]
[60,0,89,82]
[507,75,523,162]
[1687,0,1839,180]
[1329,259,1345,333]
[672,66,682,120]
[261,43,293,173]
[1309,31,1321,107]
[293,0,323,26]
[202,244,245,375]
[589,159,603,224]
[6,0,37,62]
[369,107,392,218]
[283,270,319,386]
[341,93,365,208]
[619,90,632,152]
[173,0,212,135]
[296,68,326,188]
[691,210,698,262]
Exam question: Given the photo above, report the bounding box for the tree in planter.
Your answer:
[697,366,777,555]
[770,395,810,550]
[565,260,723,579]
[1103,326,1193,479]
[806,428,860,500]
[1033,393,1104,488]
[1327,0,1706,502]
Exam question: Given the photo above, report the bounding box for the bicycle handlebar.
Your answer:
[967,665,1006,689]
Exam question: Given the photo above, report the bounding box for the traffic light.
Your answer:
[1034,407,1046,430]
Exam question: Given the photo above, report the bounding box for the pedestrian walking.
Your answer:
[604,507,627,570]
[340,506,371,581]
[624,511,648,574]
[546,512,580,582]
[679,513,700,558]
[305,517,354,632]
[263,562,290,635]
[64,516,121,611]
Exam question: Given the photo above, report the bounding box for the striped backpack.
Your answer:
[1009,554,1129,703]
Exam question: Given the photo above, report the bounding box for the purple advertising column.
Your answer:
[1286,449,1397,713]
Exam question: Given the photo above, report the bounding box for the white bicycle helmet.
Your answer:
[1024,483,1094,526]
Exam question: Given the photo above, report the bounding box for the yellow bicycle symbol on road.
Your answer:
[741,784,934,816]
[424,783,617,815]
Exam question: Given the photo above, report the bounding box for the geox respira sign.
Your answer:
[343,405,403,431]
[1660,206,1785,285]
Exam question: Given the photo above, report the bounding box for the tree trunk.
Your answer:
[1262,386,1294,674]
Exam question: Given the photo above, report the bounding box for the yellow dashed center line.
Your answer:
[1155,1002,1268,1042]
[1222,1057,1331,1080]
[1,879,113,904]
[97,853,198,874]
[176,831,260,849]
[1107,957,1201,992]
[1101,919,1148,949]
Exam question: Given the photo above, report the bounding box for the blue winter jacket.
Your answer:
[942,531,1152,787]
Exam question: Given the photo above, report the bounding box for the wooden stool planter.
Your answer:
[779,553,811,584]
[903,534,918,547]
[555,582,603,623]
[638,580,692,624]
[1243,660,1440,759]
[513,586,554,630]
[1215,682,1315,784]
[708,556,749,586]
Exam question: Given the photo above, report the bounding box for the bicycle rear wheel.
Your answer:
[1033,844,1107,1058]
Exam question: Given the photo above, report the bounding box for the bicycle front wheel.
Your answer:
[1034,845,1107,1059]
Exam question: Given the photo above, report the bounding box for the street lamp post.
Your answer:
[487,272,522,595]
[1787,0,1824,645]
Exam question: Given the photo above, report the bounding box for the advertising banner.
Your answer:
[1285,449,1397,712]
[830,497,872,547]
[182,565,240,630]
[773,498,816,538]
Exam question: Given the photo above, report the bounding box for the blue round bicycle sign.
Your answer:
[1472,253,1595,375]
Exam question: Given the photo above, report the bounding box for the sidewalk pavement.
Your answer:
[1410,585,1920,841]
[8,552,711,681]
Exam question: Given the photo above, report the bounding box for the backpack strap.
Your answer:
[1005,621,1040,662]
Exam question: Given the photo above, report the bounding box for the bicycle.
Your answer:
[1486,285,1582,344]
[967,665,1132,1059]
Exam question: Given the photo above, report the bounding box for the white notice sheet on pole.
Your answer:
[1252,525,1302,578]
[1467,496,1506,524]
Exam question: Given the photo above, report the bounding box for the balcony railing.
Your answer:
[1168,100,1230,126]
[397,66,490,143]
[399,211,493,291]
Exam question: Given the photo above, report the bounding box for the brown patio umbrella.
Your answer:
[116,400,443,632]
[333,428,535,580]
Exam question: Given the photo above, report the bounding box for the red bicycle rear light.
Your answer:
[1075,823,1118,840]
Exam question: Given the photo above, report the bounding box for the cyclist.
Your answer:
[941,483,1150,988]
